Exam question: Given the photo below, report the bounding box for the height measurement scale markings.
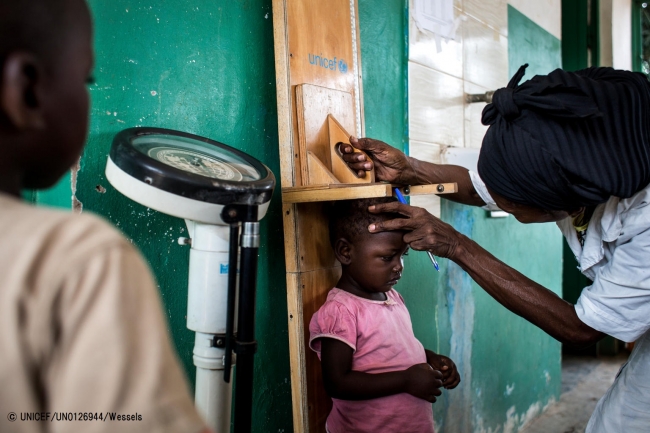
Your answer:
[350,0,362,137]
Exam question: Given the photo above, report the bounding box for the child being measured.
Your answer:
[309,197,460,433]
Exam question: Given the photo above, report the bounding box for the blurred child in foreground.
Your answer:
[0,1,207,431]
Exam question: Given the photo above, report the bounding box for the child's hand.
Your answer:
[403,363,443,402]
[425,350,461,389]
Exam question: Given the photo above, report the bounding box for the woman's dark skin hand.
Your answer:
[368,202,605,348]
[367,202,462,259]
[425,350,461,389]
[339,137,416,183]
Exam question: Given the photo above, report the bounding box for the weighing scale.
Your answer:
[105,127,275,433]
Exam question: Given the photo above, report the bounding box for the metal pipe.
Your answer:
[233,222,260,433]
[465,90,495,104]
[223,223,240,383]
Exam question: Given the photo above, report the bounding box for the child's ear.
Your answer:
[333,238,353,265]
[0,52,47,130]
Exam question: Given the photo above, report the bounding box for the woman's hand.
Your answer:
[403,363,444,403]
[339,137,416,183]
[368,202,463,259]
[425,350,461,389]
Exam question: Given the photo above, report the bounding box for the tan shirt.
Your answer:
[0,194,207,433]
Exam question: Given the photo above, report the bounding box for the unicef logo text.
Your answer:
[308,53,348,74]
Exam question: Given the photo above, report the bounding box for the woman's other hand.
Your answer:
[368,202,463,259]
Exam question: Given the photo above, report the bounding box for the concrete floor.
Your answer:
[520,354,629,433]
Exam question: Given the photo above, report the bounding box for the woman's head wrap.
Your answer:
[477,64,650,210]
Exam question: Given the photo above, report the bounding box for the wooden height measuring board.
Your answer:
[272,1,365,431]
[272,1,457,431]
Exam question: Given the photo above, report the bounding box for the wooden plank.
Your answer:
[295,84,355,186]
[295,202,338,273]
[286,1,358,98]
[282,182,459,204]
[307,151,340,185]
[271,0,295,188]
[285,272,309,432]
[282,183,393,204]
[273,1,367,430]
[352,0,365,137]
[299,267,342,433]
[282,203,299,273]
[403,183,458,196]
[328,115,375,184]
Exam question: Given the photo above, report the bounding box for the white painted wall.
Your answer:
[507,0,562,40]
[612,0,632,70]
[407,0,561,218]
[408,0,507,217]
[599,0,633,70]
[600,0,614,66]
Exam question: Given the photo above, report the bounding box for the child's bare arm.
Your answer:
[425,349,461,389]
[320,338,444,402]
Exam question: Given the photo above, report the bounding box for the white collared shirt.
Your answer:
[557,184,650,343]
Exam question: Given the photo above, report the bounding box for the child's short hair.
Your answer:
[327,196,403,246]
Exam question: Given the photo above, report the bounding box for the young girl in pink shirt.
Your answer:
[309,197,460,433]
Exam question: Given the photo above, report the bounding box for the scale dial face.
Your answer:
[107,127,275,214]
[131,134,262,182]
[147,147,244,181]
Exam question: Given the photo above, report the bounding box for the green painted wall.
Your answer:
[34,171,73,209]
[450,6,563,431]
[80,2,291,431]
[402,6,564,432]
[359,0,408,152]
[562,0,590,71]
[23,171,72,208]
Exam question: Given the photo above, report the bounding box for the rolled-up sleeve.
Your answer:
[575,226,650,343]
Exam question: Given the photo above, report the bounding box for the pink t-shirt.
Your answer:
[309,288,435,433]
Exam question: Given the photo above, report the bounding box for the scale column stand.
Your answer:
[221,205,261,433]
[233,222,260,433]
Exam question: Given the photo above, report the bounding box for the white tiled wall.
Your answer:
[462,18,508,90]
[408,0,508,217]
[463,81,490,149]
[407,0,561,217]
[464,0,509,37]
[507,0,561,39]
[408,63,464,147]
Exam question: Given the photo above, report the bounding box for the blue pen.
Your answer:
[393,188,440,272]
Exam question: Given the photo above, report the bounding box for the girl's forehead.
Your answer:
[357,230,407,248]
